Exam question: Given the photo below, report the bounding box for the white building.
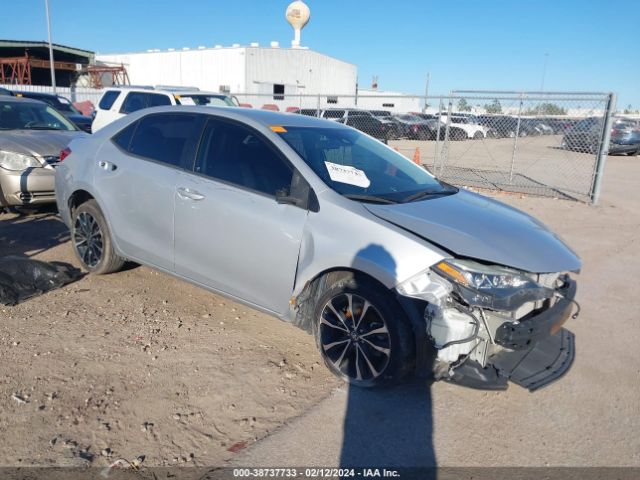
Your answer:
[355,89,422,114]
[97,45,357,109]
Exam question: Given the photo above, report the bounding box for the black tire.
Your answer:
[473,131,484,139]
[71,199,125,275]
[313,273,415,388]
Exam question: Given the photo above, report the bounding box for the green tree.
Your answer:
[524,103,567,115]
[457,98,471,112]
[485,98,502,114]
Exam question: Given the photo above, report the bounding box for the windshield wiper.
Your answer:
[403,188,457,203]
[343,194,398,204]
[25,126,65,131]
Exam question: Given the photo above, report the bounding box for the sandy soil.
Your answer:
[0,210,339,468]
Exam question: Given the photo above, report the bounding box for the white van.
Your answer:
[92,87,236,131]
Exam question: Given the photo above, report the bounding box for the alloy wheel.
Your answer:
[319,293,391,382]
[74,212,104,268]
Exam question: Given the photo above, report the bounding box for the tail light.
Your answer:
[60,147,71,162]
[412,125,418,132]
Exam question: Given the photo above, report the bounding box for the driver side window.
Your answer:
[194,119,293,197]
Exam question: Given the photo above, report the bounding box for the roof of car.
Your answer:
[0,96,44,105]
[150,105,344,129]
[104,87,227,97]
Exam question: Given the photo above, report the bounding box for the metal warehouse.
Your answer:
[96,45,357,98]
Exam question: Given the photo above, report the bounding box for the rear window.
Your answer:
[99,91,121,110]
[112,121,137,151]
[147,93,172,108]
[323,110,345,119]
[127,113,198,167]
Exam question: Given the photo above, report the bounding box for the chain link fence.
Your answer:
[233,91,619,203]
[1,84,621,203]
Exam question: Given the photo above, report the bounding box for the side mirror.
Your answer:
[276,188,302,207]
[275,171,319,212]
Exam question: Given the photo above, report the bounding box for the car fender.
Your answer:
[292,192,447,299]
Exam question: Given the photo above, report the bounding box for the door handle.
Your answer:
[177,187,205,201]
[98,160,117,171]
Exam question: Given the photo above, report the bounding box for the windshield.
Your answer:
[177,95,235,107]
[277,126,456,203]
[0,101,77,131]
[55,95,81,114]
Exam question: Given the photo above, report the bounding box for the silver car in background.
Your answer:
[0,96,86,208]
[55,106,581,390]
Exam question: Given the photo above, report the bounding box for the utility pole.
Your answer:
[424,72,430,112]
[45,0,56,93]
[540,53,549,91]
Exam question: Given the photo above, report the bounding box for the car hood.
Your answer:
[364,189,581,273]
[0,130,87,158]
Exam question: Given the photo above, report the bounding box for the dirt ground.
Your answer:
[1,155,639,470]
[0,211,339,468]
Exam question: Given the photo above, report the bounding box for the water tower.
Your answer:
[286,1,311,48]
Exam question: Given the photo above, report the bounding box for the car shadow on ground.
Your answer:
[339,244,437,478]
[340,379,436,477]
[0,205,70,257]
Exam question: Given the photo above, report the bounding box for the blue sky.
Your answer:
[5,0,639,108]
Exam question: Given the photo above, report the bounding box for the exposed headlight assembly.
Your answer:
[0,150,41,171]
[432,259,555,311]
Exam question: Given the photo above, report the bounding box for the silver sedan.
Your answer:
[55,106,581,390]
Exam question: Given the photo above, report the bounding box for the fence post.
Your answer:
[590,92,616,204]
[316,94,321,117]
[509,93,524,183]
[439,98,453,176]
[433,98,443,172]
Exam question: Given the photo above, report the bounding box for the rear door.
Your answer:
[174,117,309,314]
[93,112,203,270]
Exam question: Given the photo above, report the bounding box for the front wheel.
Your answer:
[313,275,415,387]
[72,200,125,275]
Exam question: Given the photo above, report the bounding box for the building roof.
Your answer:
[0,39,94,63]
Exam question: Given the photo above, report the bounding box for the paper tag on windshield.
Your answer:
[324,162,371,188]
[178,97,195,105]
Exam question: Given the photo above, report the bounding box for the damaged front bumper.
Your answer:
[446,328,575,392]
[431,277,579,391]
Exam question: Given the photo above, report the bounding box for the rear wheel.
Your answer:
[313,274,414,388]
[72,200,124,275]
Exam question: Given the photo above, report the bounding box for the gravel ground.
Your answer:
[0,156,638,470]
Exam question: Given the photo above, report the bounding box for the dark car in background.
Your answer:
[563,117,640,155]
[341,113,395,141]
[391,114,437,140]
[477,115,547,138]
[15,91,93,133]
[408,113,471,141]
[540,118,576,134]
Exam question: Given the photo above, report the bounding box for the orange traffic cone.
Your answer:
[413,147,421,165]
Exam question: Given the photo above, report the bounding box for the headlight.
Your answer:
[432,259,554,311]
[0,151,41,171]
[396,268,452,305]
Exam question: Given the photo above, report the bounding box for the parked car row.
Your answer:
[3,85,637,212]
